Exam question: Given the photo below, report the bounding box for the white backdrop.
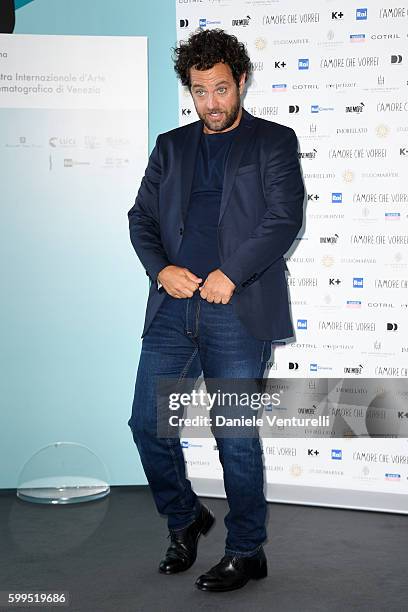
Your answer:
[175,1,408,513]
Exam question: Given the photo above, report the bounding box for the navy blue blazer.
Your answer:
[128,108,304,341]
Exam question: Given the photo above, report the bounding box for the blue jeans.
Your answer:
[128,289,271,557]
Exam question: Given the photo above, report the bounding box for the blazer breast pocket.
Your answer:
[236,163,258,176]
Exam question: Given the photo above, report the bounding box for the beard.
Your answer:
[196,90,241,133]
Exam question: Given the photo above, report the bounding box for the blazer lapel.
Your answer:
[180,119,202,224]
[218,108,258,225]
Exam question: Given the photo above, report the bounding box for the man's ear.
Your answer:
[239,73,246,94]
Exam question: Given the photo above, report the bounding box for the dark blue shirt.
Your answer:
[174,125,239,280]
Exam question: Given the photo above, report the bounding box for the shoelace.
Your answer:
[168,530,192,547]
[165,531,190,561]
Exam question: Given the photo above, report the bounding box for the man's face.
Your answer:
[189,62,246,134]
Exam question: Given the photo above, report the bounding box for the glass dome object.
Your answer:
[17,442,110,504]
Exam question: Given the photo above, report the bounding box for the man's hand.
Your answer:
[199,269,236,304]
[157,265,202,298]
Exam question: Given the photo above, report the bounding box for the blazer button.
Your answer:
[179,227,183,235]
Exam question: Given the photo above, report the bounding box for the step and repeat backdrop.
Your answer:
[175,1,408,512]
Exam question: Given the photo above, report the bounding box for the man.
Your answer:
[127,29,304,592]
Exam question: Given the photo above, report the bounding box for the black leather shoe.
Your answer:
[158,504,215,574]
[195,547,267,592]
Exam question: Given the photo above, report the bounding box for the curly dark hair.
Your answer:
[173,29,251,89]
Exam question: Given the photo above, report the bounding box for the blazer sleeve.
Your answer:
[219,127,304,293]
[127,135,171,282]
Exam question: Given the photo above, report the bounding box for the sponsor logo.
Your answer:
[181,440,203,448]
[255,37,267,50]
[247,105,278,117]
[272,38,310,46]
[356,8,367,20]
[272,83,287,91]
[336,127,367,134]
[299,148,317,159]
[289,464,303,478]
[346,300,362,308]
[263,13,320,26]
[377,101,408,112]
[199,18,222,28]
[350,34,366,43]
[250,61,264,71]
[311,104,334,113]
[309,363,333,372]
[367,302,394,309]
[343,169,355,183]
[345,102,365,113]
[375,278,408,288]
[391,54,403,64]
[344,364,363,374]
[322,255,335,267]
[298,58,309,70]
[319,321,376,331]
[293,83,319,90]
[320,234,339,244]
[287,277,318,287]
[379,8,407,19]
[232,15,251,27]
[327,81,357,90]
[49,136,76,148]
[357,235,408,246]
[371,33,400,40]
[375,366,408,376]
[329,147,386,158]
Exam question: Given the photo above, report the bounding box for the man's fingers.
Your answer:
[174,286,194,298]
[186,279,201,292]
[167,272,232,302]
[184,269,202,284]
[199,288,232,304]
[166,282,197,298]
[180,282,197,297]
